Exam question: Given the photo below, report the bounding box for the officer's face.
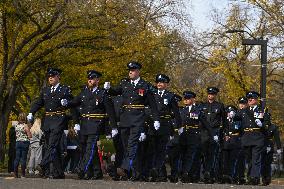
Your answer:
[207,94,216,101]
[129,69,140,80]
[239,103,247,109]
[48,75,60,86]
[157,82,168,90]
[184,98,194,106]
[87,78,99,88]
[248,98,258,106]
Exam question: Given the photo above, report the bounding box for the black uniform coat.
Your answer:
[107,78,159,128]
[30,84,73,132]
[68,86,116,135]
[148,89,182,136]
[235,106,266,147]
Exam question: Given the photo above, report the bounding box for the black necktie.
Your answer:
[158,91,162,97]
[131,81,135,87]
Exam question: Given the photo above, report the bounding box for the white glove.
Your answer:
[178,127,184,135]
[111,128,118,138]
[27,113,33,122]
[139,133,146,142]
[255,119,263,127]
[106,135,111,140]
[228,111,236,119]
[61,99,68,106]
[170,136,174,140]
[74,124,80,134]
[104,82,110,90]
[213,135,219,142]
[154,121,160,130]
[266,147,271,153]
[277,149,282,155]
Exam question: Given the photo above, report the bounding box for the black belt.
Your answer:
[123,104,145,109]
[81,113,107,119]
[160,115,172,119]
[244,128,261,132]
[45,111,65,116]
[185,125,199,129]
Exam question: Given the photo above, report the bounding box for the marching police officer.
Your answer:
[27,68,73,179]
[167,94,183,183]
[200,87,227,184]
[234,97,248,185]
[235,91,267,185]
[221,105,242,184]
[261,114,282,185]
[179,91,203,183]
[147,74,182,182]
[104,61,160,180]
[61,70,117,180]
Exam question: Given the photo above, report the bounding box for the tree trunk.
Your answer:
[0,110,9,163]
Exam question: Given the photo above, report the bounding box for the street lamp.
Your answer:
[226,29,268,111]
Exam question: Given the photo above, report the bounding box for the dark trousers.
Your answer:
[148,135,169,177]
[40,129,64,177]
[78,134,102,177]
[135,139,150,177]
[243,145,263,178]
[201,139,219,178]
[181,143,201,175]
[64,149,80,173]
[222,148,241,178]
[8,147,16,173]
[261,151,273,179]
[14,141,30,171]
[120,126,141,173]
[167,144,181,177]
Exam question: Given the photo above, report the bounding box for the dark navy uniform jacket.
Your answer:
[148,89,182,136]
[223,119,242,150]
[179,104,210,145]
[30,84,73,132]
[68,86,116,135]
[107,78,159,128]
[200,101,227,140]
[235,105,266,147]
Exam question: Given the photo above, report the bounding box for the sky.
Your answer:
[186,0,233,31]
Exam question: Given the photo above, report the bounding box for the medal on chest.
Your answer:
[138,89,144,96]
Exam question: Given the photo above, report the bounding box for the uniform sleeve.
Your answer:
[273,125,282,149]
[170,96,182,128]
[146,86,159,121]
[30,90,45,114]
[103,93,117,130]
[107,82,123,96]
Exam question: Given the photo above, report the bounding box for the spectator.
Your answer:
[28,118,43,175]
[64,127,80,173]
[14,113,32,178]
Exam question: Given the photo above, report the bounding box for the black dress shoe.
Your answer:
[180,173,189,183]
[112,175,120,181]
[238,178,246,185]
[169,175,179,183]
[156,176,167,182]
[129,176,140,182]
[91,174,103,180]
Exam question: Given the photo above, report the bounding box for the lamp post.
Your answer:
[226,30,268,111]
